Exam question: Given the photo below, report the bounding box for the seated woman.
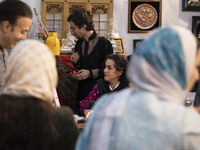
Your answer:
[0,40,78,150]
[79,54,129,115]
[76,26,200,150]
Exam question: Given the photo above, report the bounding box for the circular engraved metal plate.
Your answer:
[132,4,158,29]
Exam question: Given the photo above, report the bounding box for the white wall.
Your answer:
[1,0,200,56]
[21,0,41,40]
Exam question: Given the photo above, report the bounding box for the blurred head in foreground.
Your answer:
[128,26,200,104]
[1,39,58,103]
[0,40,78,150]
[75,26,200,150]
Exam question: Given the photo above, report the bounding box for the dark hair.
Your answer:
[67,8,94,31]
[105,54,128,82]
[0,0,32,25]
[195,35,200,53]
[0,95,59,150]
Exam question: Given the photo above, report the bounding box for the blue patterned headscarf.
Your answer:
[75,26,199,150]
[128,26,197,104]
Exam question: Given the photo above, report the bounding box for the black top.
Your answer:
[97,78,129,97]
[74,30,113,112]
[75,30,113,78]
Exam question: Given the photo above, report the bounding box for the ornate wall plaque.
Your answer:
[128,0,162,33]
[132,4,158,29]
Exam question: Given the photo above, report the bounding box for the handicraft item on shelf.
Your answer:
[182,0,200,11]
[34,8,48,42]
[113,37,126,55]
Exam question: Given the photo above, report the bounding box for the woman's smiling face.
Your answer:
[104,59,122,84]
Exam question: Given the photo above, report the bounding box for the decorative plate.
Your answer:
[132,4,158,29]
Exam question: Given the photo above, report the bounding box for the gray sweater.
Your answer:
[0,48,8,91]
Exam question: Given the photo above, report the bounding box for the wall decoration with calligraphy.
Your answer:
[128,0,162,33]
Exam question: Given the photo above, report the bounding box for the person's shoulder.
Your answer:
[54,106,78,132]
[98,36,110,42]
[55,106,74,117]
[97,78,105,84]
[97,36,112,48]
[76,38,84,45]
[97,78,109,89]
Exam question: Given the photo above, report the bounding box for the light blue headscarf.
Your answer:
[75,26,198,150]
[128,26,197,104]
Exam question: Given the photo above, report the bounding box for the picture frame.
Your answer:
[182,0,200,11]
[113,37,125,55]
[128,0,162,33]
[192,16,200,39]
[133,39,144,52]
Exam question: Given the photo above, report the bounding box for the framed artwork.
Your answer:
[133,39,144,52]
[182,0,200,11]
[113,37,125,55]
[192,16,200,39]
[128,0,162,33]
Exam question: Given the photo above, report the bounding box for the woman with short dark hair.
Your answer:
[79,54,129,115]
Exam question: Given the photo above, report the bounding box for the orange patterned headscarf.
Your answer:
[1,40,58,103]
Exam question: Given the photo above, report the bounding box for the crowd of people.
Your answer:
[1,0,200,149]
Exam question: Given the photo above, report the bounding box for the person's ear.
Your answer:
[1,21,12,33]
[82,24,87,30]
[117,70,123,77]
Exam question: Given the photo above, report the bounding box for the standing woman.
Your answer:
[79,54,129,115]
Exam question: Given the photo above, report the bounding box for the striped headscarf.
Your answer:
[1,39,58,103]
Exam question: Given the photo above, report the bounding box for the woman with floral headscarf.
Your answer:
[75,26,200,150]
[0,40,78,150]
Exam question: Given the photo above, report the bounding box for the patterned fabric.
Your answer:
[79,78,129,115]
[58,55,78,71]
[75,26,200,150]
[56,56,78,111]
[79,84,99,114]
[1,40,57,103]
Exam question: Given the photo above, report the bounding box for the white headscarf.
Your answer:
[127,26,197,104]
[1,39,58,103]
